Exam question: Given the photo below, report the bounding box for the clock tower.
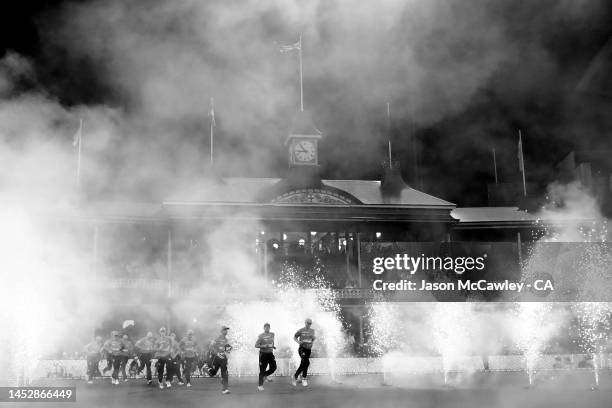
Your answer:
[285,110,323,187]
[286,110,322,167]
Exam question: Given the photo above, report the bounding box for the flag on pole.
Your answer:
[279,40,301,53]
[280,35,304,111]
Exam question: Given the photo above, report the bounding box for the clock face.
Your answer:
[293,140,317,163]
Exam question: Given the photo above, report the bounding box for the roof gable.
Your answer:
[165,177,454,208]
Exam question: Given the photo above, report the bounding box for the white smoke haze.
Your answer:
[369,302,570,387]
[0,205,111,385]
[0,53,130,385]
[368,181,612,389]
[538,182,605,240]
[521,182,611,301]
[366,182,611,385]
[32,0,604,180]
[168,219,347,376]
[0,0,611,394]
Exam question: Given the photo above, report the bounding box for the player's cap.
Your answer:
[263,323,270,327]
[221,325,230,331]
[111,330,119,336]
[159,327,167,333]
[305,318,313,324]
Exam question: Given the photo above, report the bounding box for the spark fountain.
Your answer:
[513,235,559,387]
[1,209,62,386]
[368,302,483,388]
[212,261,346,379]
[512,302,554,388]
[519,194,611,389]
[367,303,404,385]
[431,302,477,387]
[0,207,102,386]
[574,302,611,390]
[572,237,612,389]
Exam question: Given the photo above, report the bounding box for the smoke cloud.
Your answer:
[1,0,611,394]
[25,0,609,191]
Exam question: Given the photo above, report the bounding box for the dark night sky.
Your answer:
[2,1,612,205]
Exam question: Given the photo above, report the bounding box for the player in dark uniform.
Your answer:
[292,318,316,387]
[101,343,113,375]
[255,323,276,391]
[179,330,198,387]
[154,327,173,389]
[169,333,184,385]
[119,334,134,382]
[84,335,103,384]
[135,332,155,384]
[102,331,126,385]
[205,325,232,394]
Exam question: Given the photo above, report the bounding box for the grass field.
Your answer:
[20,371,612,408]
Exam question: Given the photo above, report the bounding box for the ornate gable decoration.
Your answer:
[271,188,357,205]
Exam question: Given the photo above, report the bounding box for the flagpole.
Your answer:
[519,130,526,196]
[210,97,214,166]
[76,118,83,187]
[298,34,303,112]
[492,147,498,184]
[386,102,392,167]
[279,36,304,111]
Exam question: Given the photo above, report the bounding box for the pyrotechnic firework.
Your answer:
[0,206,105,386]
[512,302,555,387]
[217,260,346,377]
[431,303,478,385]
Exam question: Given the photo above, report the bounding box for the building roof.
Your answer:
[168,177,279,203]
[165,177,455,208]
[452,206,598,228]
[323,180,454,207]
[451,207,538,223]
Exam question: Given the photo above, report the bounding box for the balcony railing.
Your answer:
[334,288,374,299]
[88,278,376,299]
[106,278,168,290]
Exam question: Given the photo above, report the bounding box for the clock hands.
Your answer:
[294,141,315,162]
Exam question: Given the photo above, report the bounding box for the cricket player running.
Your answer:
[135,332,155,385]
[84,335,103,384]
[292,318,316,387]
[179,330,198,387]
[255,323,276,391]
[205,325,232,394]
[154,327,173,389]
[169,333,184,385]
[119,334,134,382]
[102,331,126,385]
[101,347,113,375]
